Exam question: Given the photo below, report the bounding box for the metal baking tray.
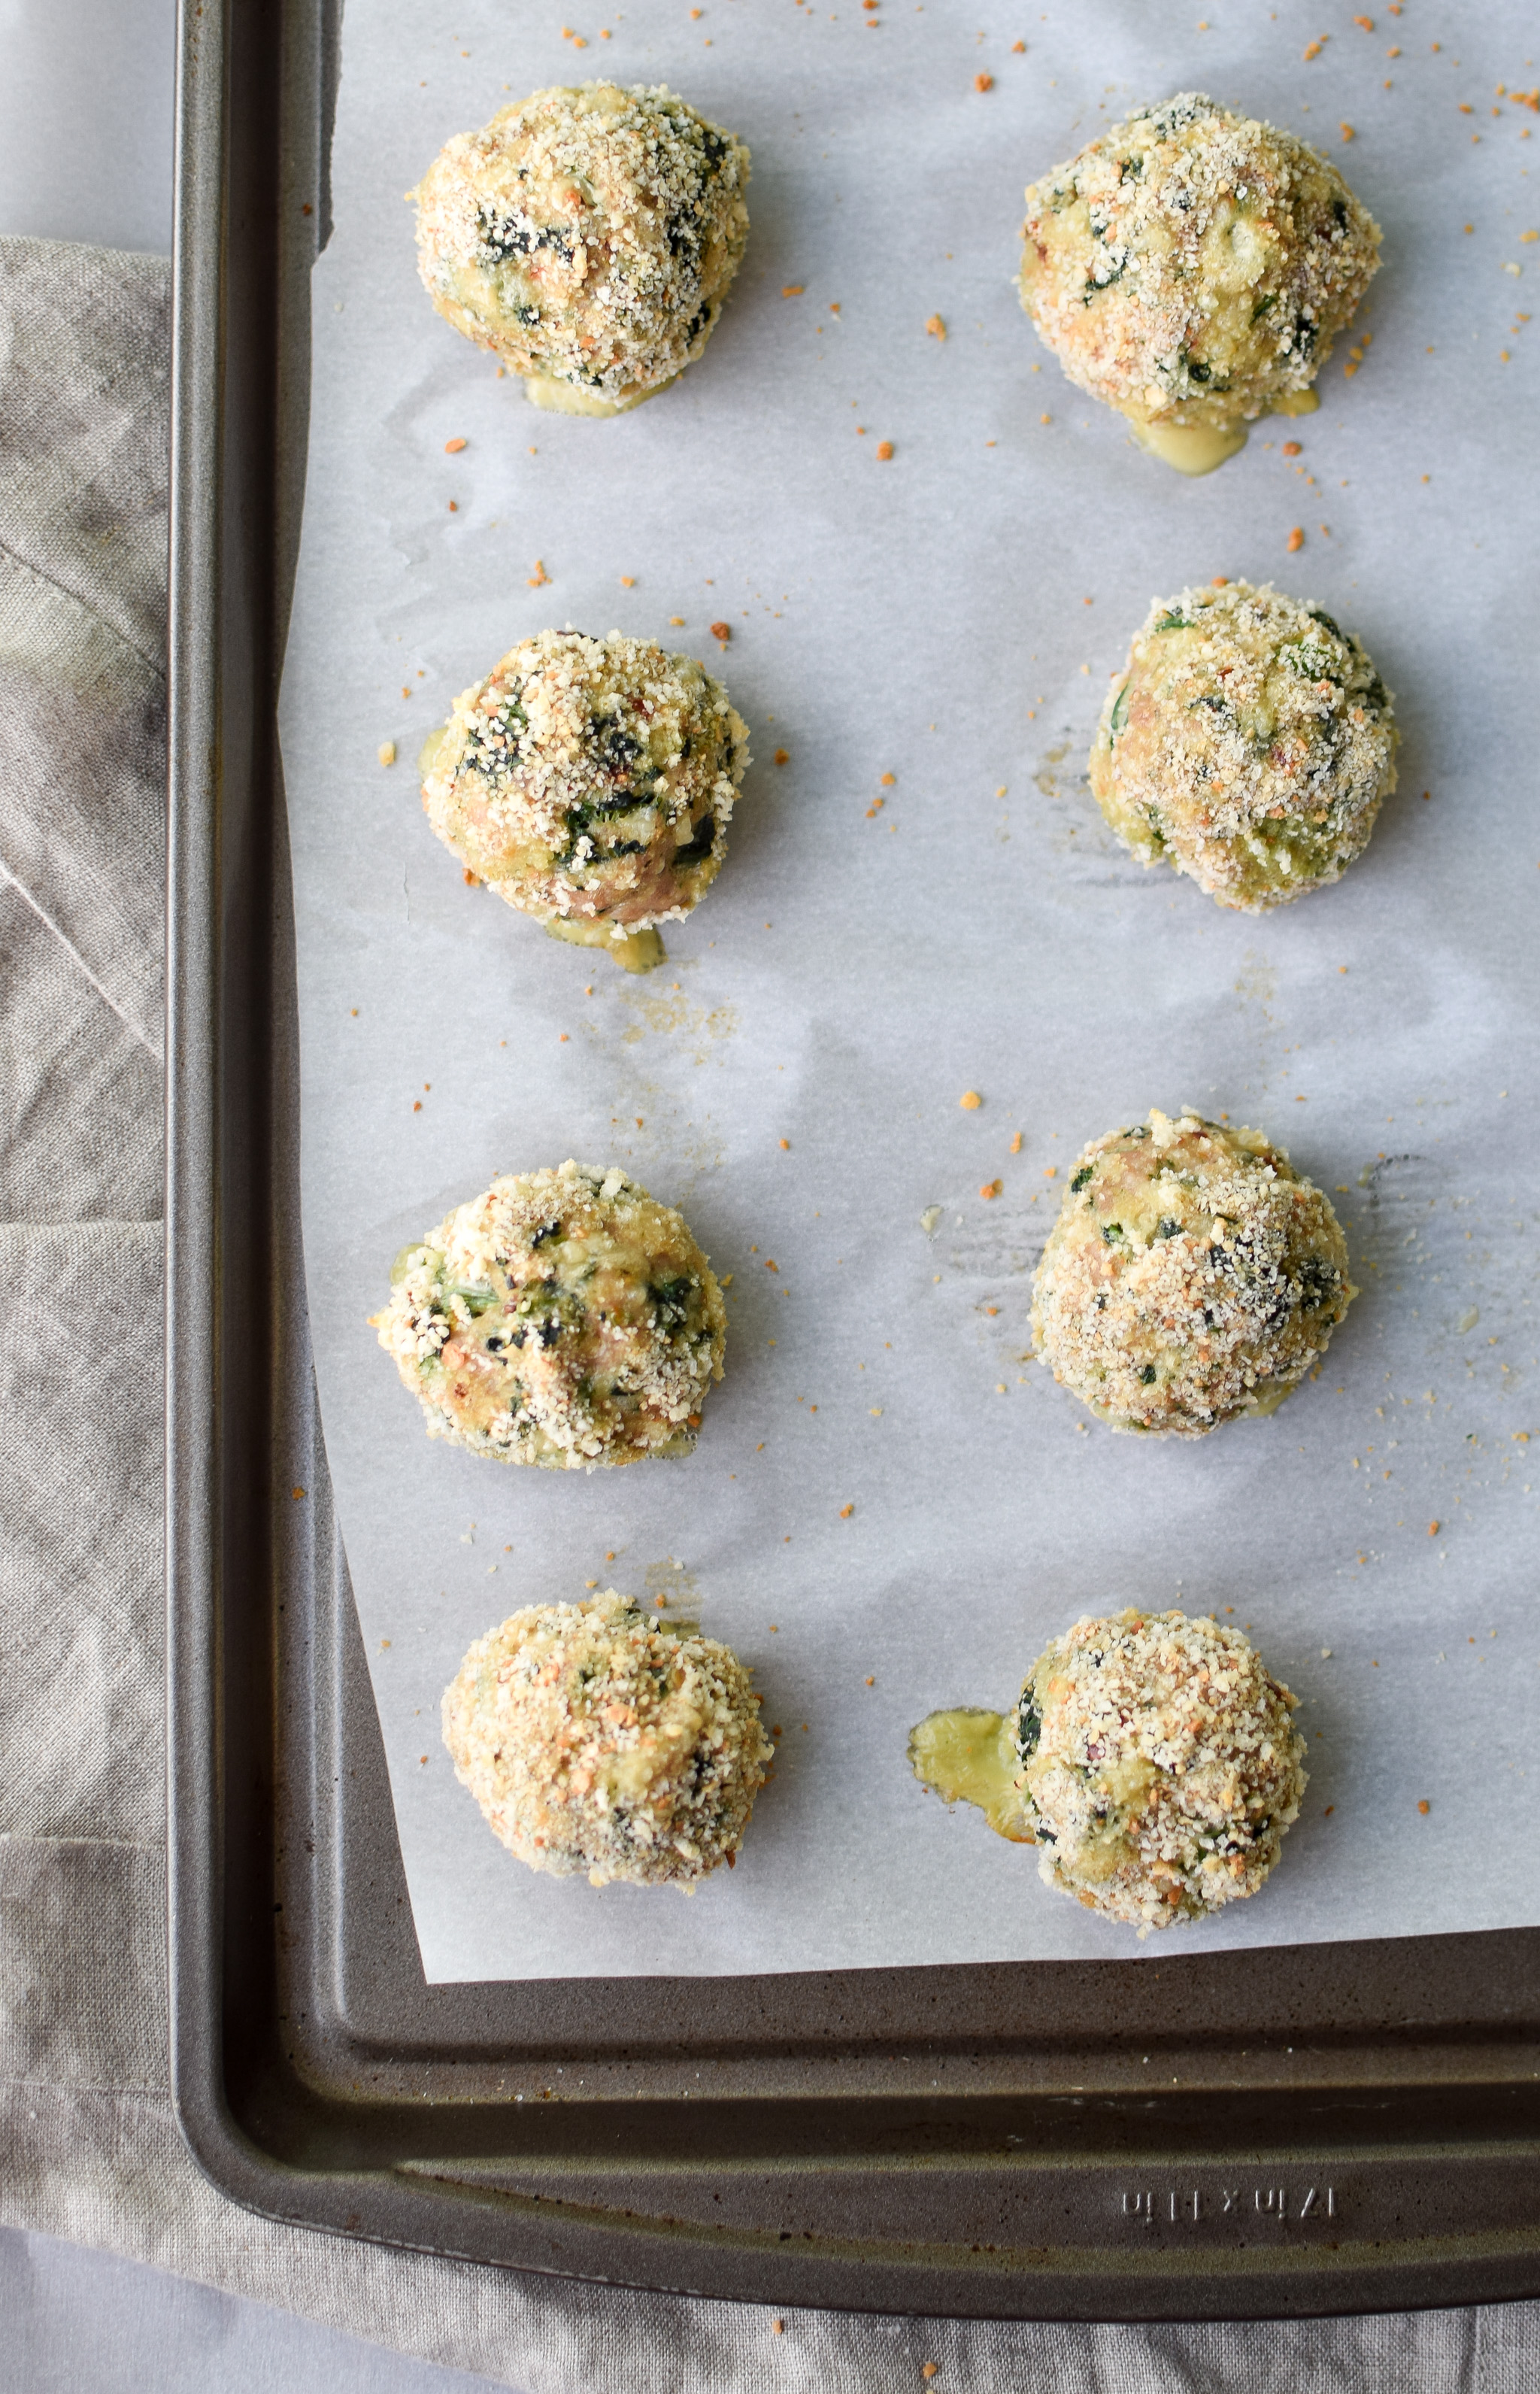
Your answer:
[165,0,1540,2318]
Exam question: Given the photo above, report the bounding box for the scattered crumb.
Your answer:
[960,1091,982,1110]
[378,740,397,766]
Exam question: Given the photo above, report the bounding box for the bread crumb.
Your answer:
[959,1091,982,1109]
[444,435,468,452]
[876,439,895,460]
[378,740,397,766]
[926,314,947,339]
[975,71,993,90]
[1287,526,1305,551]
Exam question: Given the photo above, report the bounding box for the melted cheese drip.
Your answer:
[908,1708,1036,1844]
[1129,416,1250,477]
[1126,383,1323,478]
[523,369,680,418]
[418,721,454,778]
[544,918,665,973]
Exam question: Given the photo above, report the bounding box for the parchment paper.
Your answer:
[280,0,1540,1980]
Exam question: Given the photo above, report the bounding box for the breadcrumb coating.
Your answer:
[443,1591,773,1887]
[1031,1109,1354,1436]
[1018,93,1380,432]
[412,82,750,414]
[421,629,748,940]
[1091,581,1398,910]
[1017,1609,1307,1930]
[371,1160,726,1469]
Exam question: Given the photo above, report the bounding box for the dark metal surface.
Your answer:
[166,0,1540,2318]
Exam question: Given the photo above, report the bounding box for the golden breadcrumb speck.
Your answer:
[420,628,748,936]
[411,82,750,415]
[1090,578,1397,912]
[443,1591,772,1886]
[1018,93,1380,437]
[371,1159,726,1469]
[1031,1108,1354,1436]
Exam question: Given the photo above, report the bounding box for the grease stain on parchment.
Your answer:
[619,992,739,1063]
[642,1555,701,1626]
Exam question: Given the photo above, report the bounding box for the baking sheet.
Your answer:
[279,0,1540,1980]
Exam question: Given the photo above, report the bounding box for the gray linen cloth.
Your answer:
[1,229,1535,2393]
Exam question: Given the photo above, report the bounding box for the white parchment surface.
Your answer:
[280,0,1540,1980]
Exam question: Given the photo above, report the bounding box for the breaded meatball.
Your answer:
[421,629,749,972]
[1091,581,1398,910]
[411,81,750,415]
[1018,93,1381,473]
[911,1610,1307,1933]
[1017,1610,1308,1928]
[444,1591,773,1887]
[1031,1109,1354,1436]
[372,1160,726,1469]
